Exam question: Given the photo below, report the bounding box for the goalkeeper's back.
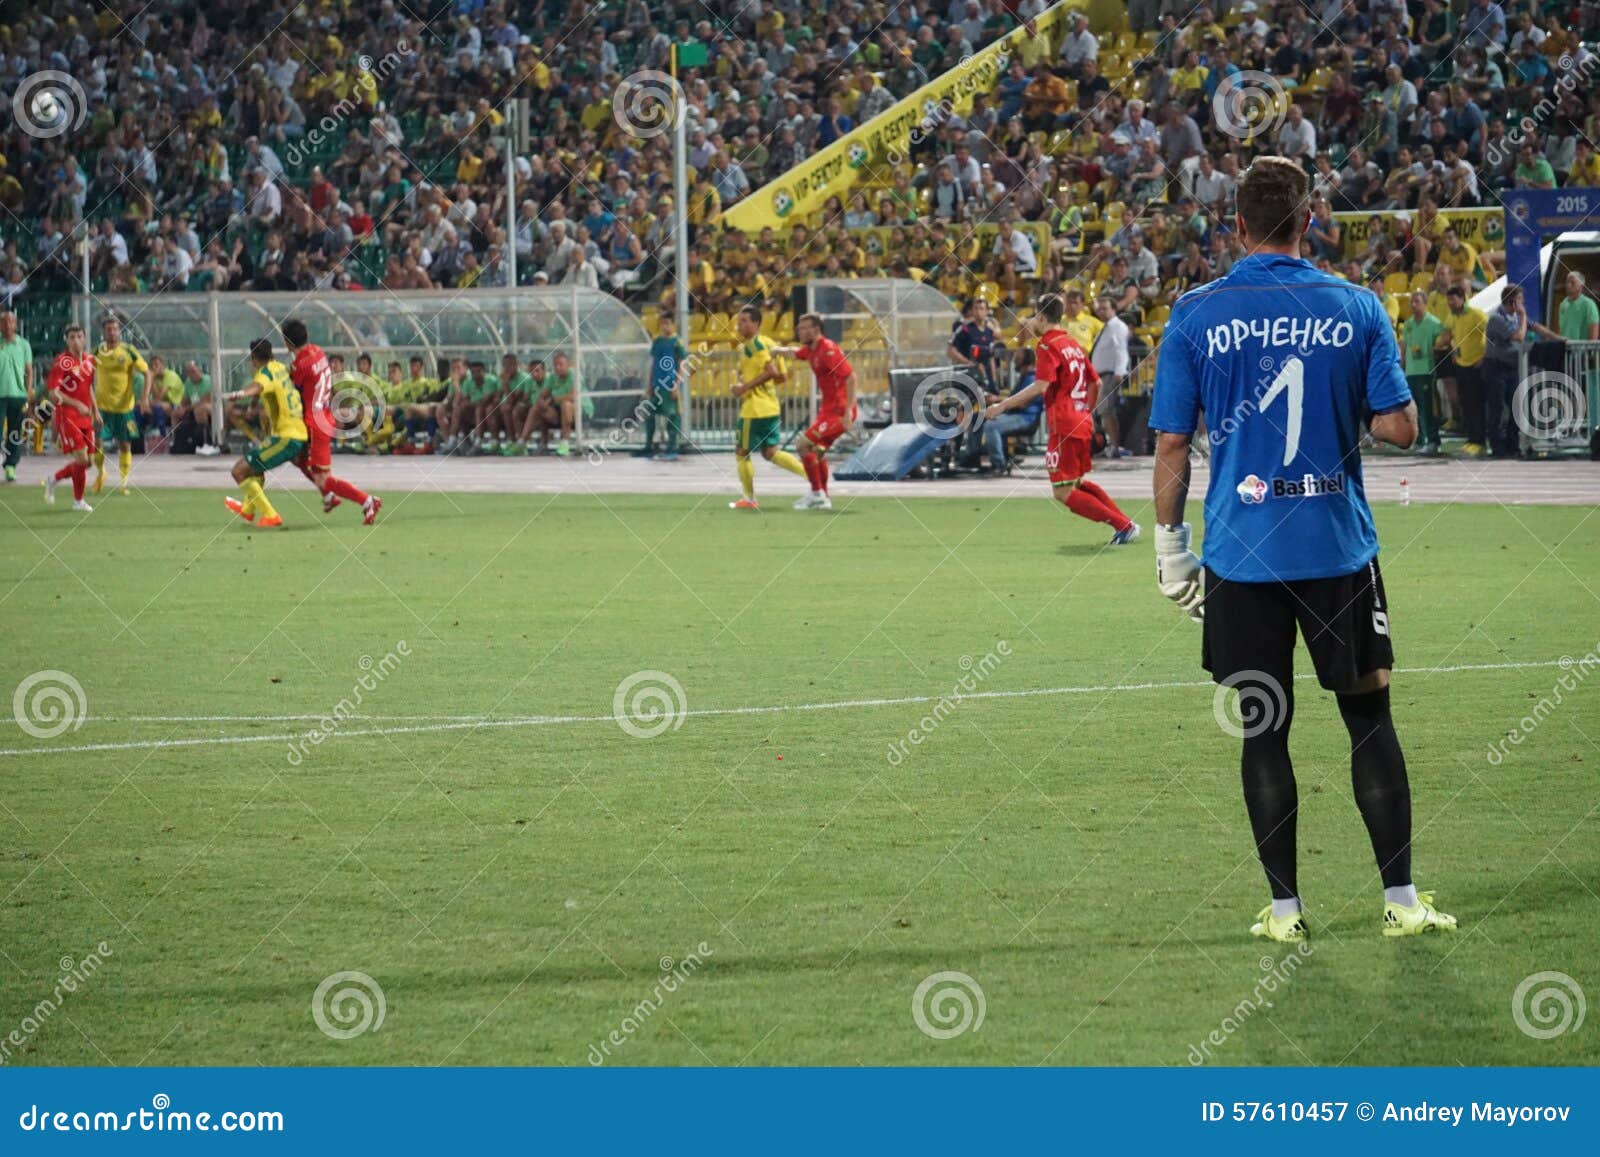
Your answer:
[1150,230,1411,585]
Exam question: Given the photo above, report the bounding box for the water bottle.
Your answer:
[1400,476,1411,506]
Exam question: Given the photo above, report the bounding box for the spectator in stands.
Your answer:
[1276,104,1317,166]
[1060,12,1098,78]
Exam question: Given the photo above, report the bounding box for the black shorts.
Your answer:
[1202,558,1394,692]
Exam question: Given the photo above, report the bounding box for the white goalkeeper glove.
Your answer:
[1155,523,1205,623]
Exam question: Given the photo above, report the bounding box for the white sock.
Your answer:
[1271,897,1302,918]
[1384,884,1418,908]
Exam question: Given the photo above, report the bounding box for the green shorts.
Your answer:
[246,436,306,473]
[99,409,140,445]
[737,414,781,453]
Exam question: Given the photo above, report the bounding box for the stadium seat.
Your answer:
[1384,272,1411,296]
[1144,304,1172,327]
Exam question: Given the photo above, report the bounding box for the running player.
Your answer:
[781,314,857,510]
[280,318,380,523]
[42,324,98,512]
[91,314,148,494]
[984,294,1139,544]
[222,339,306,529]
[729,307,808,510]
[1149,155,1454,942]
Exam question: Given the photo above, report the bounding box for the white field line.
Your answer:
[0,657,1568,760]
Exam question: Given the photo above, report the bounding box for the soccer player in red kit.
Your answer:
[985,294,1140,544]
[783,313,857,510]
[280,318,381,524]
[43,324,99,512]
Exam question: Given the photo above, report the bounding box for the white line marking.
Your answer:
[0,658,1572,759]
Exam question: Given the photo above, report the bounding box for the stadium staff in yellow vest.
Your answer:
[728,307,808,510]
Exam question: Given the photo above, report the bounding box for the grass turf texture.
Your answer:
[1,485,1597,1067]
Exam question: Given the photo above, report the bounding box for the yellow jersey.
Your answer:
[1439,242,1479,279]
[1063,311,1103,352]
[737,336,782,420]
[256,360,308,441]
[93,342,149,412]
[1448,306,1487,368]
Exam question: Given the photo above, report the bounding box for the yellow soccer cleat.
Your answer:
[1250,905,1309,943]
[1383,891,1458,938]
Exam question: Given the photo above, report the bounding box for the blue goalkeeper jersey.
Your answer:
[1150,253,1411,583]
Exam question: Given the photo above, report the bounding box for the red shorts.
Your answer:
[803,407,857,450]
[1046,432,1094,485]
[297,425,332,472]
[56,417,94,455]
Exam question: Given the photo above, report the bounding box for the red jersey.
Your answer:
[796,337,854,417]
[290,343,335,438]
[48,352,96,414]
[1035,327,1098,438]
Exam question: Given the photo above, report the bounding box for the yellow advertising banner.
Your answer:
[1335,207,1505,260]
[724,0,1116,232]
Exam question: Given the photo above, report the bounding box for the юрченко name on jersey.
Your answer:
[1205,316,1356,358]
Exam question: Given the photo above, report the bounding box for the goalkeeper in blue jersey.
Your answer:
[1148,156,1457,944]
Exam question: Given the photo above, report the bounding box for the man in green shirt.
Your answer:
[531,350,579,457]
[462,360,500,453]
[177,360,216,452]
[1556,271,1600,341]
[1401,291,1448,453]
[513,359,551,450]
[138,354,186,438]
[1514,143,1557,190]
[0,310,34,481]
[491,352,535,455]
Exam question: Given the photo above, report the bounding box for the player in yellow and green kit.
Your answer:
[729,307,807,510]
[222,339,306,529]
[91,314,149,494]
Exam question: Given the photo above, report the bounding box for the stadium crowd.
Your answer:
[3,0,1600,460]
[5,1,1598,303]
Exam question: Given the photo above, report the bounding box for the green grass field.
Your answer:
[1,484,1597,1067]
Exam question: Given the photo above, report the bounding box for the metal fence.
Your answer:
[1514,339,1598,457]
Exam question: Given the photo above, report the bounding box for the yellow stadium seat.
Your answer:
[1114,32,1137,54]
[976,280,1002,306]
[1103,201,1126,224]
[1144,304,1172,326]
[1384,272,1411,295]
[1099,53,1122,77]
[1410,272,1432,293]
[1138,30,1160,51]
